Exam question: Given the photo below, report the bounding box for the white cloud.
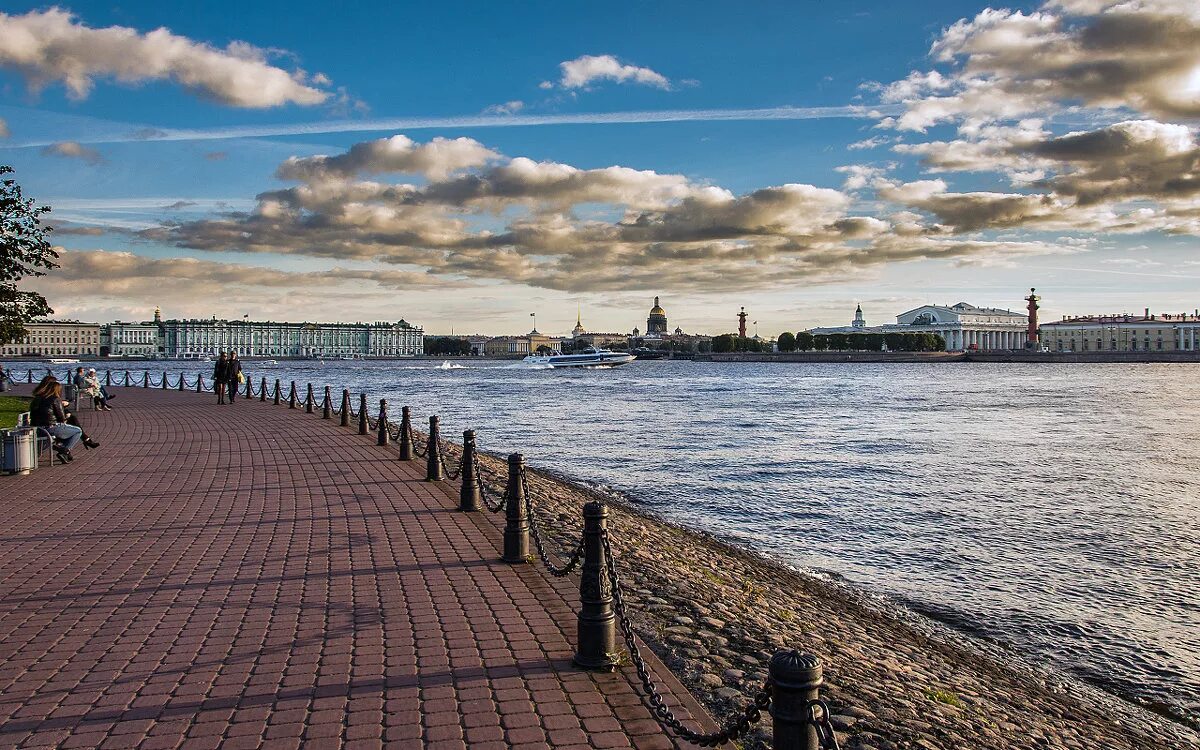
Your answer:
[555,54,671,90]
[275,135,500,181]
[482,100,525,115]
[41,140,104,165]
[0,8,330,108]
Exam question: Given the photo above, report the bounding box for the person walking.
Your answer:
[213,352,229,405]
[227,351,243,405]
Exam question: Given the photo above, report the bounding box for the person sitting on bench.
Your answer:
[29,376,84,464]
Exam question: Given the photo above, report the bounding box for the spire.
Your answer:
[576,307,581,326]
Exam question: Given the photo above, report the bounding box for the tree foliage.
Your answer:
[806,332,946,352]
[423,336,472,355]
[777,331,796,352]
[1,166,59,346]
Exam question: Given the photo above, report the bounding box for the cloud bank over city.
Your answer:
[1,0,1198,330]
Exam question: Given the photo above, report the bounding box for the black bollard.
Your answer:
[426,416,443,481]
[398,407,413,460]
[322,386,332,419]
[260,377,267,402]
[143,371,149,388]
[244,376,253,400]
[305,383,314,414]
[340,389,351,427]
[377,399,389,446]
[358,394,368,435]
[196,375,204,392]
[502,453,528,563]
[574,501,617,670]
[178,374,184,391]
[288,381,297,409]
[105,370,112,387]
[273,378,281,405]
[161,371,168,389]
[124,371,131,387]
[769,651,825,750]
[459,430,480,511]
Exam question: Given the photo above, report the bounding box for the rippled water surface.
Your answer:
[11,359,1199,724]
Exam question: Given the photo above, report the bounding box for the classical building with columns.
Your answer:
[883,302,1028,351]
[1039,310,1200,352]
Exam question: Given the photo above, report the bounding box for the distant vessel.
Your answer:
[522,347,635,368]
[48,358,79,364]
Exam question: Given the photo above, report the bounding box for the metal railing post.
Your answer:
[288,381,297,409]
[399,406,413,460]
[244,375,253,400]
[459,430,480,511]
[377,399,389,446]
[305,383,314,414]
[340,389,351,427]
[124,371,131,387]
[178,374,185,391]
[322,386,332,419]
[196,375,204,392]
[105,371,111,386]
[770,651,825,750]
[161,371,168,389]
[143,370,149,388]
[574,500,617,670]
[273,378,281,405]
[259,377,267,402]
[426,416,443,481]
[358,394,368,434]
[502,453,528,563]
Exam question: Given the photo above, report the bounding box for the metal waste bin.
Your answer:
[2,428,38,475]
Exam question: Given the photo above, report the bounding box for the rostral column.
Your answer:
[1025,288,1040,349]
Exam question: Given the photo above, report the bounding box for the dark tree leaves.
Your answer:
[0,165,58,346]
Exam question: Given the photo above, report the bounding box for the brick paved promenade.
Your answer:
[0,384,715,749]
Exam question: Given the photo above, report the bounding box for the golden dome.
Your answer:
[649,296,666,316]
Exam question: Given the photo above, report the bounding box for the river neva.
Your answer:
[14,358,1198,726]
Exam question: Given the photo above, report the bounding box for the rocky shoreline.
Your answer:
[457,446,1200,750]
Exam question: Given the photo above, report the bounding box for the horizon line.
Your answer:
[6,104,901,147]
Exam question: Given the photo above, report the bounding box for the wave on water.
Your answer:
[438,361,466,369]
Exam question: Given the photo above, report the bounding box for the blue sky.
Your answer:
[1,1,1198,335]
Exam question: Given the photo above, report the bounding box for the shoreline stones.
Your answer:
[456,447,1200,750]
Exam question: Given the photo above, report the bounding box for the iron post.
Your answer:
[574,500,617,670]
[196,375,204,392]
[769,651,825,750]
[143,370,149,388]
[273,378,281,405]
[260,376,267,401]
[105,371,112,386]
[377,399,389,446]
[322,386,332,419]
[161,371,168,389]
[340,389,351,427]
[178,374,185,391]
[124,371,131,387]
[426,416,443,481]
[358,394,368,435]
[501,453,528,563]
[305,383,314,414]
[459,429,480,511]
[398,406,413,460]
[288,381,297,409]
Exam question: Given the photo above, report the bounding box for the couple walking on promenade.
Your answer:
[212,351,244,405]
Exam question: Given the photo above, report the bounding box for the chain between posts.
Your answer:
[475,454,505,511]
[519,468,583,576]
[601,530,776,747]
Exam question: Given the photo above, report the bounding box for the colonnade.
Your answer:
[909,327,1027,352]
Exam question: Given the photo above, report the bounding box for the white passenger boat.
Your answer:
[522,347,636,368]
[48,358,80,364]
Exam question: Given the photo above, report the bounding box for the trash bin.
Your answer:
[2,428,38,475]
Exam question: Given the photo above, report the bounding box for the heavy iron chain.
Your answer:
[438,438,463,480]
[602,530,773,747]
[475,453,505,512]
[520,469,583,576]
[411,429,429,458]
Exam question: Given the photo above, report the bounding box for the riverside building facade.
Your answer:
[0,321,102,357]
[1039,310,1200,352]
[102,321,162,357]
[884,302,1028,351]
[160,318,423,358]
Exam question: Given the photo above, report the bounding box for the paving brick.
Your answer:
[0,384,720,750]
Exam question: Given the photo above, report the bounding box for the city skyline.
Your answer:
[1,1,1198,334]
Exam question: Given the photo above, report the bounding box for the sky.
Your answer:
[0,0,1198,336]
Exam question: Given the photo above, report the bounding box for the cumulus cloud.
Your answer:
[0,8,330,108]
[152,133,1072,293]
[876,0,1200,131]
[41,141,104,165]
[275,135,500,181]
[552,54,671,90]
[482,100,524,115]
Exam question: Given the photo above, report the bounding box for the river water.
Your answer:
[9,358,1199,726]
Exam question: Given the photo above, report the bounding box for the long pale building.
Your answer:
[885,303,1028,351]
[1039,310,1200,352]
[1,321,102,358]
[161,318,423,358]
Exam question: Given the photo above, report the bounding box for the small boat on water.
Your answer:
[522,347,636,368]
[48,357,80,364]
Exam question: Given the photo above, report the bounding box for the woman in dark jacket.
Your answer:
[213,352,229,404]
[29,376,84,463]
[226,352,243,405]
